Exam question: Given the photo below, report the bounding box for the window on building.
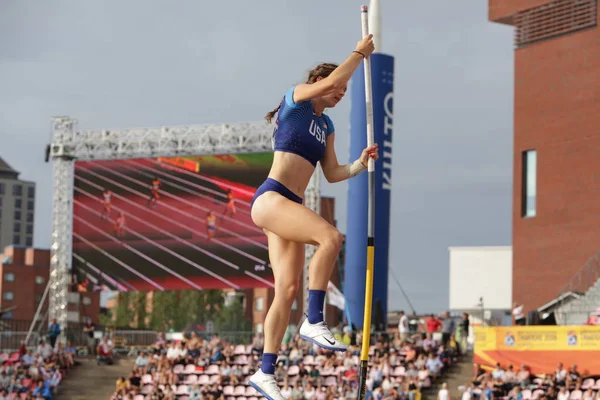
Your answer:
[14,211,21,221]
[255,323,263,334]
[14,198,21,209]
[35,276,45,285]
[522,150,537,217]
[13,223,20,233]
[0,183,4,194]
[3,292,14,301]
[26,225,32,235]
[26,236,33,247]
[12,185,22,197]
[27,187,35,198]
[27,200,34,211]
[27,213,34,223]
[4,273,15,282]
[255,297,264,312]
[13,235,20,245]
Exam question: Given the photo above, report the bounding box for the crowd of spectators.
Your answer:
[110,325,464,400]
[0,337,77,400]
[461,362,600,400]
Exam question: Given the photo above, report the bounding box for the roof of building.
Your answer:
[0,157,19,179]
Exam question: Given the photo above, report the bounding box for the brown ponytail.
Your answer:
[264,63,339,123]
[265,103,281,124]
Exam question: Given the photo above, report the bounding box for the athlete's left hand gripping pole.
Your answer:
[358,5,376,400]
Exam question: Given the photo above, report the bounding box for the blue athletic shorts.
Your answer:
[251,178,303,210]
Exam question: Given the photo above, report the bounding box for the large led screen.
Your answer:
[72,153,274,291]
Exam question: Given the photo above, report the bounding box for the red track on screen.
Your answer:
[72,154,274,291]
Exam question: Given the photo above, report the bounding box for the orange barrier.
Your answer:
[474,326,600,375]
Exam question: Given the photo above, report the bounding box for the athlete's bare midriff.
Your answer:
[267,151,316,199]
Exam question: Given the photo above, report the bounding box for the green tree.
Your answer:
[135,291,148,329]
[204,290,224,321]
[99,309,114,328]
[114,292,135,328]
[150,291,179,332]
[176,290,204,330]
[216,295,250,332]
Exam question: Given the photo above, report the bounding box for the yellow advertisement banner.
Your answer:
[474,327,496,351]
[474,326,600,374]
[487,326,600,351]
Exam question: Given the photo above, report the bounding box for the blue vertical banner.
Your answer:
[344,53,394,329]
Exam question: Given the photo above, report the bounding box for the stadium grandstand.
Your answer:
[108,328,463,400]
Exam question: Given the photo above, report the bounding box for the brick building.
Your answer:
[0,246,101,323]
[489,0,599,313]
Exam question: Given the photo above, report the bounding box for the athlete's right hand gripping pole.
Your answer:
[358,5,376,400]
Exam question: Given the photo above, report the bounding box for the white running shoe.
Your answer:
[299,317,347,352]
[248,369,285,400]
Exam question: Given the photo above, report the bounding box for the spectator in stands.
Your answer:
[426,314,442,334]
[441,312,456,347]
[250,333,264,355]
[135,352,149,369]
[438,382,450,400]
[32,378,54,400]
[426,353,444,379]
[37,340,53,359]
[517,364,530,387]
[503,364,517,388]
[512,386,523,400]
[115,376,127,393]
[460,313,470,352]
[554,362,568,386]
[155,332,166,346]
[404,345,417,363]
[0,371,9,389]
[557,386,569,400]
[582,388,594,400]
[22,350,35,366]
[398,311,409,341]
[83,317,96,355]
[492,363,505,381]
[422,333,436,352]
[513,303,526,325]
[47,319,61,349]
[186,331,201,358]
[97,336,114,364]
[567,364,581,387]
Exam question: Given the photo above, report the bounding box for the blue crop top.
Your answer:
[272,86,335,167]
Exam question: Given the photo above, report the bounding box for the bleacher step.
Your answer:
[57,356,135,400]
[424,355,474,400]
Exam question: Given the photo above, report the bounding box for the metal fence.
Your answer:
[0,317,412,353]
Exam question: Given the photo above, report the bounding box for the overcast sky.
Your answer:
[0,0,514,314]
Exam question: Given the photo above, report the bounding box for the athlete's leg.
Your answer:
[262,231,304,355]
[250,231,304,400]
[252,192,343,291]
[251,192,346,352]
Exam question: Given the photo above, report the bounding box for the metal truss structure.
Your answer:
[49,116,321,329]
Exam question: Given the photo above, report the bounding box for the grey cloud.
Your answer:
[0,0,514,314]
